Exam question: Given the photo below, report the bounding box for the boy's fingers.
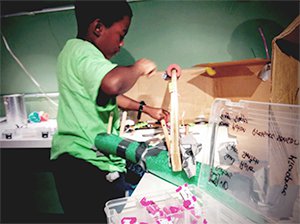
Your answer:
[147,69,157,77]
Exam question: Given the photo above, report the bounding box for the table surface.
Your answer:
[0,119,56,148]
[131,172,176,197]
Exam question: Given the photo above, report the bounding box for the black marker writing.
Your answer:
[281,155,298,196]
[242,151,259,164]
[232,123,246,133]
[220,112,248,124]
[233,114,248,124]
[252,128,299,146]
[226,143,238,154]
[239,161,255,173]
[224,154,235,165]
[209,166,232,190]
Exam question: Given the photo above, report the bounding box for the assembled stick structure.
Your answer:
[166,64,182,172]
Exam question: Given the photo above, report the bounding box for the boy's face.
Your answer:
[94,16,131,59]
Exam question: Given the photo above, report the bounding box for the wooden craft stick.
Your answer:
[160,119,171,152]
[169,68,182,172]
[107,111,114,134]
[185,125,189,136]
[119,111,127,137]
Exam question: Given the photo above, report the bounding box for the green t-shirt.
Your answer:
[51,39,126,173]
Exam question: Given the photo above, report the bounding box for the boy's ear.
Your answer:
[92,19,103,37]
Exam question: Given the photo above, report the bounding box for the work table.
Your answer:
[0,119,56,148]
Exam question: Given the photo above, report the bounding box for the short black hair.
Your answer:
[75,1,133,38]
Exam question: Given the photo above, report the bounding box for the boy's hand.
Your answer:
[134,58,157,77]
[143,106,169,121]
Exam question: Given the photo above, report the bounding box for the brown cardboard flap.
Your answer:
[125,58,271,123]
[271,15,300,104]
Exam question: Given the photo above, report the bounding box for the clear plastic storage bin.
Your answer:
[199,99,300,223]
[105,99,300,223]
[105,184,256,224]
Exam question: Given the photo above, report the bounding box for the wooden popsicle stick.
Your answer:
[107,111,114,134]
[170,69,182,172]
[160,119,171,152]
[180,66,209,76]
[119,111,127,137]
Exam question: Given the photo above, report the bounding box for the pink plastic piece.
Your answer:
[166,64,181,78]
[39,111,49,121]
[121,217,137,224]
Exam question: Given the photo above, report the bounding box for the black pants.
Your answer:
[52,153,127,223]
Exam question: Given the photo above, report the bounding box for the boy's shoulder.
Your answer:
[62,38,100,57]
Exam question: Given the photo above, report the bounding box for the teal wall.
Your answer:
[1,0,299,116]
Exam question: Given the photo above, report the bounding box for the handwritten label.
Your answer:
[241,151,259,165]
[239,161,255,173]
[231,123,246,133]
[252,128,299,146]
[220,112,299,148]
[224,153,235,165]
[220,112,248,123]
[223,143,238,165]
[220,112,248,130]
[281,155,298,196]
[239,151,259,173]
[209,166,232,190]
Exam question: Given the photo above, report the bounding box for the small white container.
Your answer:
[3,94,27,127]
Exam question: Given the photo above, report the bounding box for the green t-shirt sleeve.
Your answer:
[77,50,117,103]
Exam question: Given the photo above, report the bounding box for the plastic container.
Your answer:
[105,186,199,224]
[3,94,27,127]
[105,185,254,224]
[199,99,300,223]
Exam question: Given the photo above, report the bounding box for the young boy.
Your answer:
[51,1,169,223]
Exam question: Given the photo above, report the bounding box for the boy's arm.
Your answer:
[117,95,169,121]
[101,58,156,96]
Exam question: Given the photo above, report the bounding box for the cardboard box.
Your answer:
[271,15,300,105]
[125,58,271,123]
